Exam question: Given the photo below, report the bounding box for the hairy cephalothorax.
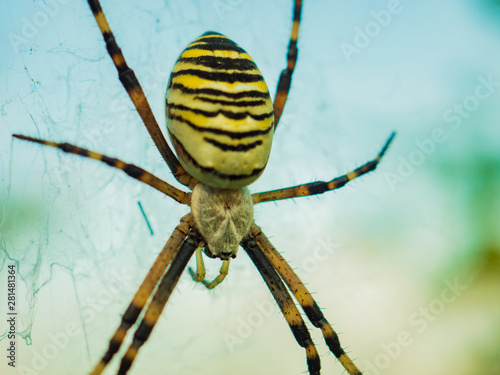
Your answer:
[190,183,253,260]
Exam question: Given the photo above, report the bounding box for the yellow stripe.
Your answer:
[346,171,358,181]
[89,362,105,375]
[282,301,304,326]
[291,19,300,40]
[93,11,111,34]
[128,86,147,106]
[305,343,319,361]
[196,34,228,40]
[114,160,126,169]
[111,327,127,345]
[110,52,126,69]
[338,353,362,375]
[123,346,138,363]
[180,49,252,60]
[88,151,103,161]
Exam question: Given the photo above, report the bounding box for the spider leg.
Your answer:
[249,225,363,375]
[86,0,194,187]
[252,132,395,204]
[89,214,193,375]
[274,0,303,128]
[117,231,201,375]
[202,260,230,289]
[188,242,206,282]
[241,235,321,375]
[13,134,190,205]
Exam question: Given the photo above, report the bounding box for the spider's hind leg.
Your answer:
[89,214,193,375]
[117,231,201,374]
[241,235,321,375]
[250,224,363,375]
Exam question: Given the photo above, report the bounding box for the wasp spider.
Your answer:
[14,0,395,374]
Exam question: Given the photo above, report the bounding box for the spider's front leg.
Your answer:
[86,0,193,187]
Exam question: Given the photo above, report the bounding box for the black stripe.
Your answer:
[122,304,142,326]
[294,1,302,22]
[171,69,263,83]
[167,113,274,139]
[201,31,224,37]
[194,96,266,107]
[320,321,346,358]
[288,322,315,347]
[170,82,270,99]
[287,39,298,62]
[178,56,257,71]
[204,137,263,152]
[302,304,346,359]
[188,36,246,54]
[87,0,102,16]
[301,181,330,196]
[302,303,327,325]
[185,43,246,54]
[170,133,265,181]
[168,103,272,121]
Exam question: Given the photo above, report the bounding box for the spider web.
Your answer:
[0,1,317,374]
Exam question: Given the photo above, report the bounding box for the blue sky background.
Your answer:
[1,0,500,374]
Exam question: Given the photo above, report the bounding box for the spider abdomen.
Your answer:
[166,32,274,189]
[190,183,253,260]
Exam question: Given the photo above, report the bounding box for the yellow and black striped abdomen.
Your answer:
[166,32,274,189]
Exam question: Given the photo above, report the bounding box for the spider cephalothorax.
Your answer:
[191,183,253,260]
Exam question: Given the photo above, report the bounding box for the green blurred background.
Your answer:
[1,0,499,374]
